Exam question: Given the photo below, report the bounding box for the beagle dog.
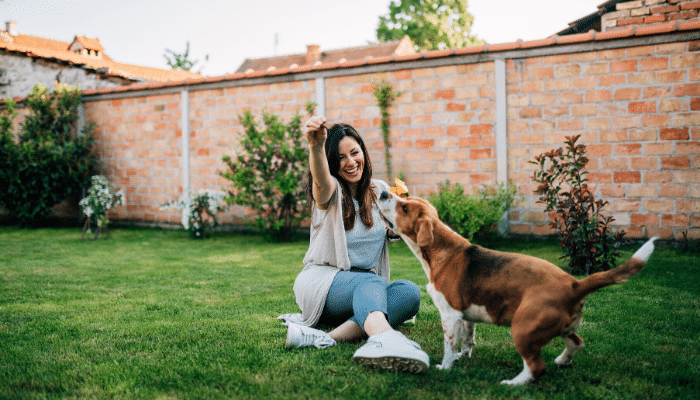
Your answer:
[377,191,657,385]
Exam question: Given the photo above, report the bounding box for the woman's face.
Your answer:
[337,136,364,186]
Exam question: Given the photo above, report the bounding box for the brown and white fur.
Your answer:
[377,191,657,385]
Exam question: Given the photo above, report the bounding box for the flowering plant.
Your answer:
[79,175,125,239]
[161,189,227,239]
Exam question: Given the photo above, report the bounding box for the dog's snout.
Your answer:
[380,191,389,201]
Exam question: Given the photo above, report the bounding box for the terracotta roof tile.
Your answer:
[454,44,485,55]
[679,19,700,30]
[635,21,677,36]
[74,35,104,51]
[80,20,700,97]
[235,36,415,73]
[521,36,557,48]
[556,30,596,44]
[595,26,635,40]
[424,48,454,59]
[0,31,200,84]
[488,40,522,52]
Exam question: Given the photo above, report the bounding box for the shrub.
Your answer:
[79,175,125,239]
[0,83,96,226]
[161,189,227,239]
[530,134,625,275]
[427,181,520,241]
[220,104,312,241]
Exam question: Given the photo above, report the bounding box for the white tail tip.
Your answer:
[632,236,658,262]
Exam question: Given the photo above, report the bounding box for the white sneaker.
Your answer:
[353,330,429,374]
[285,323,336,349]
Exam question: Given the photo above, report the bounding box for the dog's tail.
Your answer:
[573,237,658,300]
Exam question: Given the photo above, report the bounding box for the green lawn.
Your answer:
[1,226,698,400]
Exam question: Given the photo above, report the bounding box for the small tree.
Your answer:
[0,83,96,226]
[376,0,483,51]
[164,41,207,73]
[220,104,313,241]
[530,135,625,275]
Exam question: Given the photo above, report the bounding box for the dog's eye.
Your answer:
[402,205,408,213]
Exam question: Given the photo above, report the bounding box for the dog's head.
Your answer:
[377,191,439,248]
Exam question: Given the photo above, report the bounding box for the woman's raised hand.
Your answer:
[304,116,328,148]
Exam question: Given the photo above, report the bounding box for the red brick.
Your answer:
[470,124,492,135]
[586,89,612,102]
[556,64,581,77]
[446,102,467,111]
[614,88,641,101]
[670,9,700,20]
[435,89,455,100]
[660,127,690,140]
[470,149,492,159]
[681,1,700,10]
[692,97,700,111]
[644,15,667,23]
[631,213,659,226]
[640,57,669,71]
[618,17,644,26]
[519,108,543,118]
[614,171,642,183]
[657,70,686,83]
[662,214,690,227]
[530,67,554,79]
[651,5,680,13]
[446,126,468,136]
[643,86,671,98]
[599,74,626,86]
[415,139,435,150]
[673,83,700,97]
[661,156,691,168]
[642,114,671,127]
[629,101,657,113]
[616,143,642,156]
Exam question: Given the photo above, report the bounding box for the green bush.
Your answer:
[220,104,313,241]
[427,181,520,241]
[0,84,96,226]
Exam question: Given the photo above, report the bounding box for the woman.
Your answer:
[278,116,429,374]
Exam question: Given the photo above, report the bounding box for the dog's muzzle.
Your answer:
[377,191,395,229]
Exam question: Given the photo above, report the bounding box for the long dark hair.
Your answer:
[306,123,376,230]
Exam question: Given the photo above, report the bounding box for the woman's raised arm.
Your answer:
[304,116,335,209]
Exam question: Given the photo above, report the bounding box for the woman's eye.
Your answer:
[402,205,408,213]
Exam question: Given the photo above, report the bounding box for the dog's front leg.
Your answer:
[428,283,464,370]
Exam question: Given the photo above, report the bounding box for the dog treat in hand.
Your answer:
[390,178,409,199]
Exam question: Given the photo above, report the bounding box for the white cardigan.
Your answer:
[278,177,391,327]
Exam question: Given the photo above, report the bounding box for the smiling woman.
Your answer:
[278,117,429,374]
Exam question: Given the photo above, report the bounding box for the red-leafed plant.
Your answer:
[530,135,626,275]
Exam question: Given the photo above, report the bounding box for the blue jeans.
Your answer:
[320,269,421,332]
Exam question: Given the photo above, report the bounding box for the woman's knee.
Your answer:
[389,279,421,306]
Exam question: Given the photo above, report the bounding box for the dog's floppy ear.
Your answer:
[416,216,434,247]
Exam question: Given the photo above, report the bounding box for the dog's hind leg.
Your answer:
[459,320,476,358]
[555,333,584,367]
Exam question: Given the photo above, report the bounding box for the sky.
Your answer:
[0,0,604,77]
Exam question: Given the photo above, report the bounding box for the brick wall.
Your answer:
[603,0,700,31]
[70,33,700,240]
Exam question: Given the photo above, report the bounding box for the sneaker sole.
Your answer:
[353,355,428,374]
